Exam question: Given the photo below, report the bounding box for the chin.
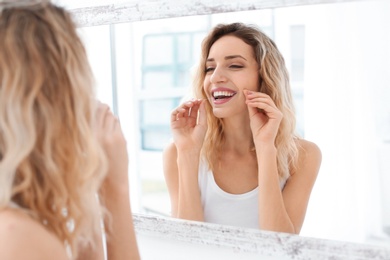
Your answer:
[212,105,248,119]
[212,108,230,119]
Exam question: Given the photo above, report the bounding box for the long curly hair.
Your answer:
[193,23,299,181]
[0,2,107,258]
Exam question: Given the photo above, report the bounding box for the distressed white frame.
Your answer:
[133,214,390,259]
[70,0,367,27]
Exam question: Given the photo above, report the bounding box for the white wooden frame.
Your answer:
[133,214,390,260]
[70,0,366,27]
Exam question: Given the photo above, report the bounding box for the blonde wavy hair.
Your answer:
[193,23,299,181]
[0,2,107,258]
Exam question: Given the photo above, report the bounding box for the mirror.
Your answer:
[63,0,390,249]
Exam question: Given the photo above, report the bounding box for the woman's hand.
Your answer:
[94,102,129,188]
[170,99,207,151]
[244,90,283,146]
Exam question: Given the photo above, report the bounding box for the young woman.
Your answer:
[163,22,322,234]
[0,1,139,259]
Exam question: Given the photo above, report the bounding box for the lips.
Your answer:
[211,87,237,105]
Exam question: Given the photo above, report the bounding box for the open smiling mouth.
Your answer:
[212,90,237,101]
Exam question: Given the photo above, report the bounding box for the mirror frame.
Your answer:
[134,213,390,259]
[69,0,390,258]
[70,0,367,27]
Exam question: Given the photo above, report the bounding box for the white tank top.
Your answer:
[198,158,287,229]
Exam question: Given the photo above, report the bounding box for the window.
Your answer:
[290,25,306,137]
[140,32,205,151]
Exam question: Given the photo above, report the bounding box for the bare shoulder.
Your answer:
[0,208,69,260]
[296,139,322,159]
[293,139,322,176]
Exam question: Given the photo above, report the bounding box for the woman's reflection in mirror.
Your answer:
[0,1,139,259]
[163,22,322,234]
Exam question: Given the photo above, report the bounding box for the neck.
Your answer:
[221,115,254,154]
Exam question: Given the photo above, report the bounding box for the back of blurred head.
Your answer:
[0,0,106,257]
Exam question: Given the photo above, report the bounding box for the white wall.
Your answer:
[285,1,390,244]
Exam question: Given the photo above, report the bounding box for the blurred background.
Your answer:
[59,0,390,248]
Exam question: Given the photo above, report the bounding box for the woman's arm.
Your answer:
[100,177,139,260]
[256,140,321,233]
[163,99,207,221]
[75,214,105,260]
[94,102,140,260]
[281,140,322,233]
[245,90,321,233]
[163,143,204,220]
[256,144,296,233]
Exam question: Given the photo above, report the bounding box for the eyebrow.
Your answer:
[206,55,247,62]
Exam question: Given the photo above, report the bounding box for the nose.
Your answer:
[209,67,227,84]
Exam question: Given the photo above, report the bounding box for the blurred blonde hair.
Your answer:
[0,2,107,258]
[193,23,299,181]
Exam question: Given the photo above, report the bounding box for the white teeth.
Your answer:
[213,91,235,98]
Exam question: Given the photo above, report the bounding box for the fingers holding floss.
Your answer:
[172,99,204,122]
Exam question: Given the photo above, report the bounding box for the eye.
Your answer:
[230,64,244,69]
[205,67,215,73]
